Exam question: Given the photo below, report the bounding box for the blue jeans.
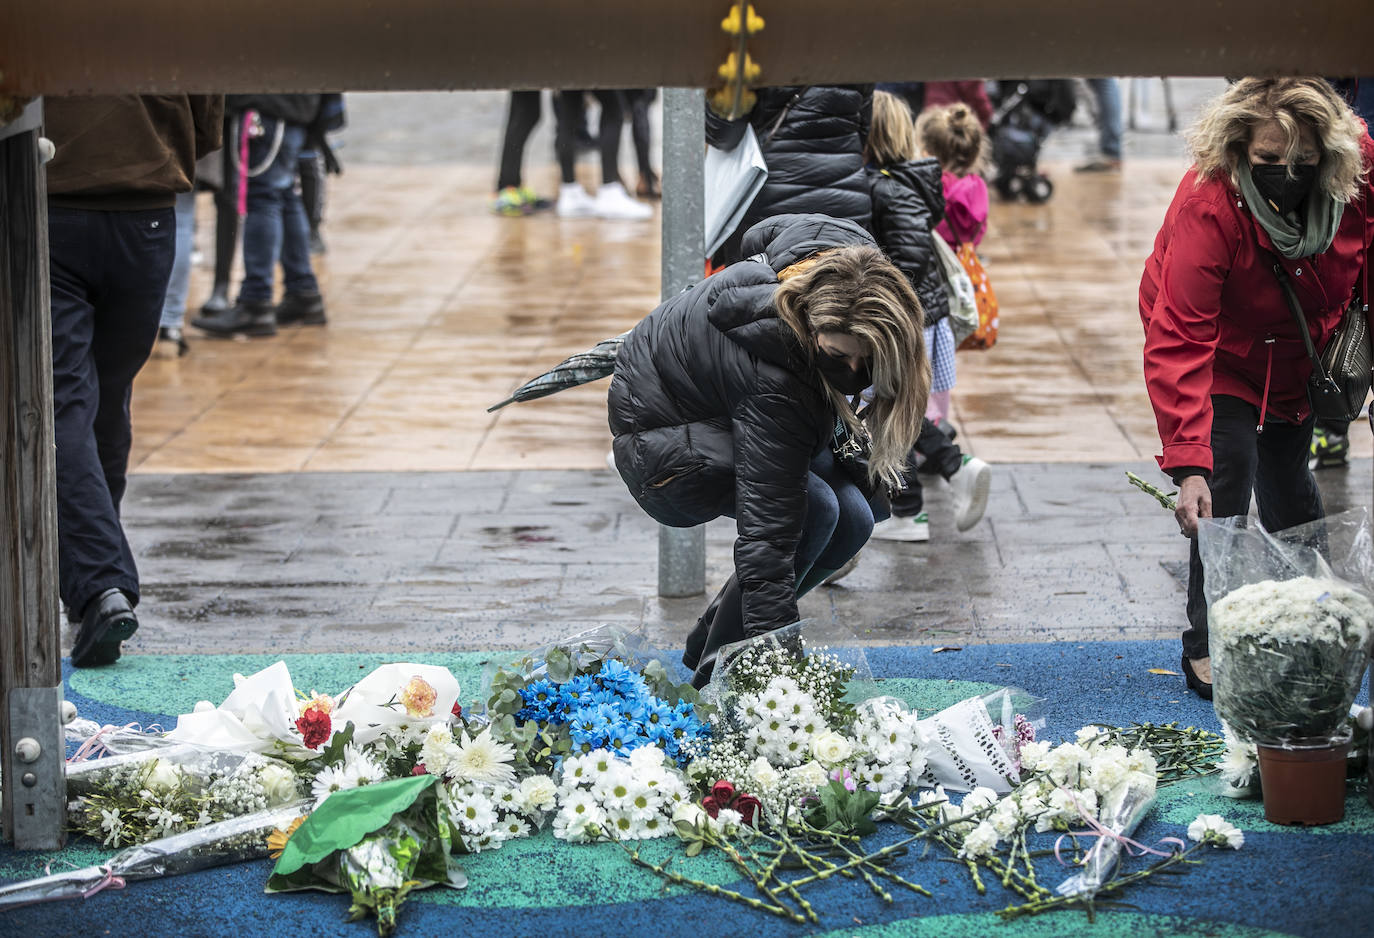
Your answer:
[793,448,886,594]
[1086,78,1123,160]
[238,118,318,303]
[160,190,196,328]
[49,206,174,614]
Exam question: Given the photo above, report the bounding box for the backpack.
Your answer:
[955,242,999,351]
[932,232,979,345]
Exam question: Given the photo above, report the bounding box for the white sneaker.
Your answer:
[556,183,597,218]
[870,513,930,542]
[605,449,617,472]
[592,182,653,220]
[822,552,861,585]
[949,456,990,532]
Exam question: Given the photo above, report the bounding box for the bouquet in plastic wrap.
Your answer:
[267,774,466,937]
[0,802,307,910]
[480,625,709,774]
[1200,508,1374,748]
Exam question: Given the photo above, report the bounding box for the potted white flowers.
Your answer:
[1201,511,1374,825]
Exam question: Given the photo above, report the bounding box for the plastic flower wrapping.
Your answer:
[1200,508,1374,748]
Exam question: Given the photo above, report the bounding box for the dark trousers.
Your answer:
[496,91,543,191]
[48,206,174,616]
[685,450,889,672]
[1183,394,1323,658]
[624,89,656,180]
[556,90,625,186]
[297,149,325,231]
[889,418,964,516]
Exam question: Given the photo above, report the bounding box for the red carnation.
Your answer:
[451,701,463,719]
[296,708,332,749]
[411,763,430,776]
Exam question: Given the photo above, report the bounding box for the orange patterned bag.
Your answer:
[955,242,999,351]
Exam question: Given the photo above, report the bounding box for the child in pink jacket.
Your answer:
[920,104,989,249]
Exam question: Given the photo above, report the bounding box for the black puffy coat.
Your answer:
[608,214,876,635]
[707,85,874,265]
[867,158,949,327]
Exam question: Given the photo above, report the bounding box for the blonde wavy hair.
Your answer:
[774,245,930,487]
[916,103,987,177]
[865,90,918,167]
[1188,77,1367,202]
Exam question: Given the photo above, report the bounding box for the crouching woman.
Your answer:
[608,213,930,686]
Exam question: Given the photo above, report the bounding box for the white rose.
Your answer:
[145,759,184,792]
[193,700,217,713]
[258,763,300,805]
[810,731,853,766]
[671,801,707,828]
[518,774,558,812]
[748,756,780,790]
[794,760,828,790]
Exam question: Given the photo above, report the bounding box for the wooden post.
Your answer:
[0,99,66,849]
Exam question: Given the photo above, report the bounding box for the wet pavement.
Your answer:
[103,81,1374,662]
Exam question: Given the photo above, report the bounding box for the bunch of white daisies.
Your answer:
[846,697,929,795]
[442,774,556,852]
[552,747,691,843]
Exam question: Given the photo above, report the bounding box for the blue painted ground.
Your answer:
[1,640,1369,938]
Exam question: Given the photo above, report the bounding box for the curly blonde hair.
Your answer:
[1188,77,1367,202]
[916,103,986,177]
[865,91,918,167]
[773,245,929,487]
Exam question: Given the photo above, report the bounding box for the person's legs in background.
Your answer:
[492,90,552,216]
[589,90,652,220]
[50,207,173,666]
[555,91,598,218]
[1310,416,1351,469]
[1076,78,1123,173]
[625,89,660,199]
[275,131,327,327]
[154,189,196,358]
[201,110,244,315]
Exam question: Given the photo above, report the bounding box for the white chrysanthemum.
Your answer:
[310,763,356,807]
[455,792,499,834]
[959,820,1000,858]
[629,744,666,773]
[501,817,532,840]
[518,774,558,813]
[420,724,460,778]
[1044,743,1091,787]
[451,727,517,786]
[341,746,386,787]
[1188,813,1245,849]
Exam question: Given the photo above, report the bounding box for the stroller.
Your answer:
[987,80,1077,203]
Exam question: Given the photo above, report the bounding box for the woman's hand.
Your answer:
[1175,474,1212,538]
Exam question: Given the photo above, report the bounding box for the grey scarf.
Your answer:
[1236,162,1343,259]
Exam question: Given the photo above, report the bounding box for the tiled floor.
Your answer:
[134,156,1371,476]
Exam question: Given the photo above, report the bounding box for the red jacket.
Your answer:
[1139,136,1374,477]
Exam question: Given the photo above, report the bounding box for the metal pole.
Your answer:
[657,87,706,599]
[0,98,67,849]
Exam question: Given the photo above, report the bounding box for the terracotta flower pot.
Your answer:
[1255,734,1352,826]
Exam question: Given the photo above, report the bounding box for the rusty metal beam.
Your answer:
[2,1,1373,97]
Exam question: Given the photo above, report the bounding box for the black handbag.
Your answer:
[1271,263,1372,423]
[831,403,882,502]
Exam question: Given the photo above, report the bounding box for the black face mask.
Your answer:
[1251,163,1318,217]
[816,351,872,395]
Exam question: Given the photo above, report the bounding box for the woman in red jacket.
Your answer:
[1140,78,1373,700]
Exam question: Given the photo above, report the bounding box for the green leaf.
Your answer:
[319,721,357,767]
[546,648,574,683]
[685,840,704,858]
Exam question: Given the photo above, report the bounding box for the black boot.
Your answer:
[275,292,327,326]
[71,588,138,668]
[682,575,736,671]
[192,300,277,338]
[691,577,746,689]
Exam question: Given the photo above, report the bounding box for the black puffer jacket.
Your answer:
[707,86,874,265]
[608,214,876,635]
[867,157,948,326]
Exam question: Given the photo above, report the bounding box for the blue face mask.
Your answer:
[816,350,872,395]
[1251,163,1318,217]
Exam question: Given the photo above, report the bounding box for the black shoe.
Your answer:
[1181,655,1213,701]
[156,326,190,357]
[191,300,277,337]
[199,288,231,316]
[275,292,327,326]
[71,588,138,668]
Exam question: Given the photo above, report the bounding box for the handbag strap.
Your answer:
[762,87,811,145]
[1270,262,1332,383]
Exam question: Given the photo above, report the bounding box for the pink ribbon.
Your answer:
[80,867,126,900]
[67,723,164,763]
[1052,790,1186,867]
